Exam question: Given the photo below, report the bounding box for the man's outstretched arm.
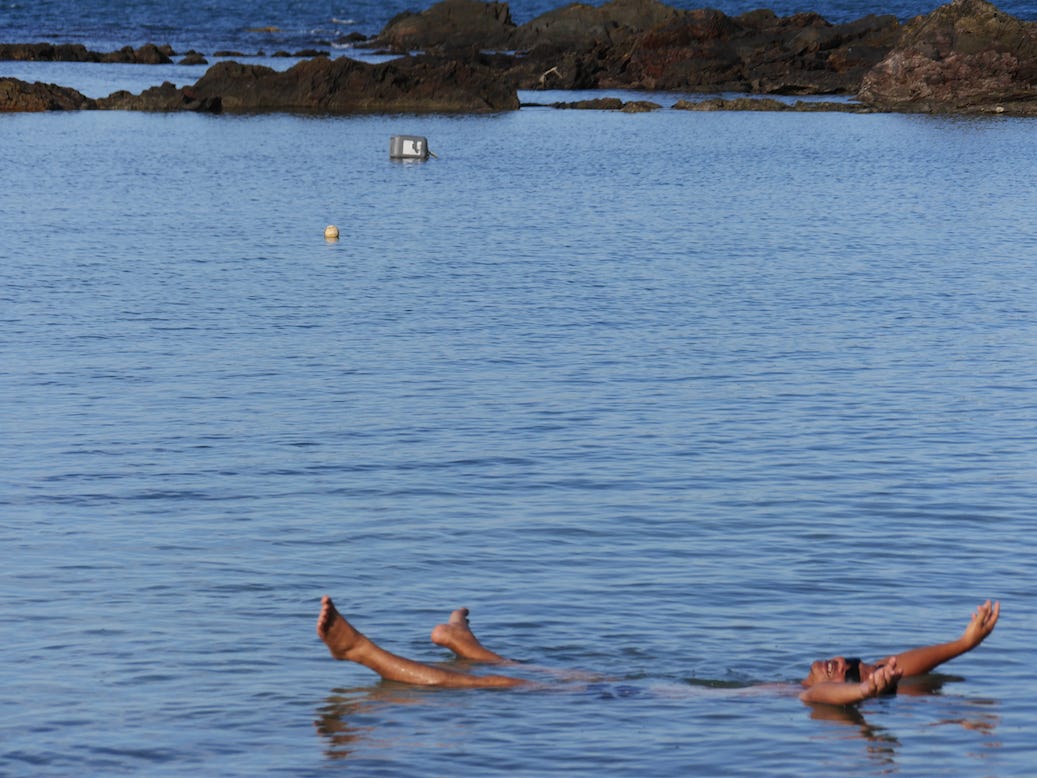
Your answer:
[877,600,1000,678]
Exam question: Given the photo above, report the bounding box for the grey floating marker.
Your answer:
[390,135,436,161]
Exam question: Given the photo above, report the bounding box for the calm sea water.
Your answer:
[3,101,1036,777]
[3,2,1037,776]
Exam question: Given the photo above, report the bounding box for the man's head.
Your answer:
[802,656,863,687]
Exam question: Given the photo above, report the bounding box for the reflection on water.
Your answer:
[805,678,1002,774]
[808,699,901,771]
[315,687,412,760]
[317,674,1002,770]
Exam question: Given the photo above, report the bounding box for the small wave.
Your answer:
[331,17,356,26]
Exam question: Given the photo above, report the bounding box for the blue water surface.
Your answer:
[2,2,1037,772]
[2,102,1036,776]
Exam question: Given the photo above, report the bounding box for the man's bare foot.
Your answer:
[317,595,366,660]
[430,608,510,662]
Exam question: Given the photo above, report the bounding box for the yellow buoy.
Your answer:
[324,224,340,240]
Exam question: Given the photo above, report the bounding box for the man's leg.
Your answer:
[431,607,512,662]
[316,596,524,688]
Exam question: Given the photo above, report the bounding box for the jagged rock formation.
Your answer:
[859,0,1037,114]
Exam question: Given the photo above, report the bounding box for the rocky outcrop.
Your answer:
[509,0,680,51]
[0,78,94,111]
[672,96,874,111]
[544,96,661,110]
[4,0,1037,115]
[372,0,681,53]
[377,0,516,51]
[859,0,1037,113]
[98,81,223,112]
[0,42,174,63]
[366,0,901,94]
[608,10,901,93]
[95,55,519,113]
[0,43,98,61]
[369,0,1037,103]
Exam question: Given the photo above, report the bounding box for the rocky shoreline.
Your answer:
[1,0,1035,115]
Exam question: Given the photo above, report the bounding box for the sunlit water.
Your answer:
[2,99,1036,775]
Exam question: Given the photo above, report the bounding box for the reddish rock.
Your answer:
[365,0,901,95]
[518,7,900,94]
[859,0,1037,114]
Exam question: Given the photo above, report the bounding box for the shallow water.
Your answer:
[2,104,1036,776]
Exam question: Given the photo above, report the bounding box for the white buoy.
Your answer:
[324,224,340,240]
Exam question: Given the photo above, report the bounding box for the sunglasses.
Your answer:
[844,657,862,683]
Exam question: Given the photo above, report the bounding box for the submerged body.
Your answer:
[316,597,999,705]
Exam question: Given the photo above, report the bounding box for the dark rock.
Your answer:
[99,81,221,112]
[0,77,94,110]
[274,49,329,58]
[673,96,792,110]
[99,45,136,63]
[672,96,873,111]
[96,55,519,114]
[374,0,516,52]
[0,41,176,63]
[608,8,900,94]
[99,43,174,64]
[550,97,626,109]
[0,42,96,61]
[788,99,876,111]
[513,44,615,89]
[547,96,660,110]
[510,0,679,51]
[179,52,208,65]
[367,1,900,95]
[859,0,1037,114]
[620,99,662,111]
[612,9,746,91]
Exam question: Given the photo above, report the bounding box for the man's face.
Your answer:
[802,656,858,687]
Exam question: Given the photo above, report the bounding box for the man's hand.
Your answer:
[860,657,902,699]
[961,600,1000,651]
